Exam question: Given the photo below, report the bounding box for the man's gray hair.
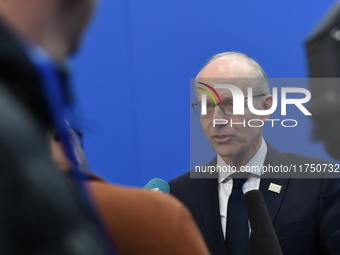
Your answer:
[199,52,270,95]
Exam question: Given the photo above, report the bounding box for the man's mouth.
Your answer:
[212,135,232,143]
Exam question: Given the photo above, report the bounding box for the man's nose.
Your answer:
[212,105,227,119]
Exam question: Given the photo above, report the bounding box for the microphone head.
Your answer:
[143,178,170,194]
[243,190,283,255]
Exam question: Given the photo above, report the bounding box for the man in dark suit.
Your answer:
[169,52,340,255]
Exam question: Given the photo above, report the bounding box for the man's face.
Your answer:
[196,57,271,166]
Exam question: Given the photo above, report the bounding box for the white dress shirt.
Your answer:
[218,138,267,239]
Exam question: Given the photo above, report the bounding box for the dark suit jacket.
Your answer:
[169,143,340,255]
[0,20,110,254]
[86,174,210,255]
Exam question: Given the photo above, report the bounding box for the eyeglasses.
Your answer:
[192,94,267,119]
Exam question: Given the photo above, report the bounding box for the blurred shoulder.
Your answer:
[86,174,210,255]
[281,151,334,164]
[88,176,187,213]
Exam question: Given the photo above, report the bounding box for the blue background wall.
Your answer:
[72,0,339,187]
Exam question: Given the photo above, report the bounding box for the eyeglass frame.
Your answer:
[191,93,267,119]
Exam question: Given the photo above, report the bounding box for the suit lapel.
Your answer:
[196,158,228,255]
[259,143,290,223]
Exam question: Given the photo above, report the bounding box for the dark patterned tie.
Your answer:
[226,173,249,255]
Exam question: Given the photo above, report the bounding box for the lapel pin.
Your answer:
[268,183,282,194]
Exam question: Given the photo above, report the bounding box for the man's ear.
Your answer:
[261,94,273,120]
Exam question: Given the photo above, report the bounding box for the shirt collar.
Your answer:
[217,138,267,184]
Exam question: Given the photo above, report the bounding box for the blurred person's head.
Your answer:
[0,0,98,169]
[194,52,272,169]
[0,0,97,60]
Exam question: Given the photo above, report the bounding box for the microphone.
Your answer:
[243,190,283,255]
[143,178,170,194]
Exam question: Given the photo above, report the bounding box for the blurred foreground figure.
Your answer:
[0,85,108,255]
[0,1,110,254]
[306,1,340,159]
[0,0,210,254]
